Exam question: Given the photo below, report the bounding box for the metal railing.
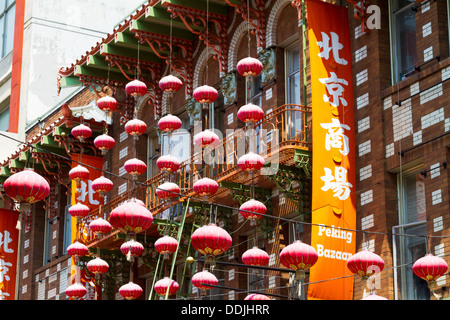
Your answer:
[78,104,311,245]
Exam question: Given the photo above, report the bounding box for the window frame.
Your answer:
[392,166,429,300]
[389,0,418,84]
[0,0,15,59]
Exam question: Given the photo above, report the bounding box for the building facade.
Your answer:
[0,0,448,301]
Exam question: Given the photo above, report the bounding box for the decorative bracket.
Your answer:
[135,30,194,96]
[163,3,229,75]
[225,0,267,50]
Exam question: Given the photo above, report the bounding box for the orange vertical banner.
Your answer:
[307,0,356,300]
[0,209,19,300]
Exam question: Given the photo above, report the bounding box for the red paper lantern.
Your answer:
[242,247,270,266]
[237,57,263,77]
[239,199,267,220]
[191,224,232,262]
[97,96,118,112]
[120,239,145,258]
[238,152,265,172]
[193,85,218,104]
[158,114,182,133]
[67,241,88,258]
[3,168,50,212]
[89,217,112,235]
[412,254,448,289]
[92,176,113,198]
[156,182,180,200]
[69,165,90,182]
[159,75,183,92]
[124,158,147,179]
[87,257,109,275]
[156,155,180,173]
[154,277,179,297]
[119,282,143,300]
[192,270,218,295]
[66,283,87,300]
[193,178,219,198]
[125,118,147,137]
[126,79,147,97]
[237,103,264,124]
[109,199,153,234]
[68,202,90,218]
[279,240,318,280]
[94,134,115,154]
[244,293,271,300]
[71,124,92,142]
[347,250,385,283]
[194,130,220,149]
[155,235,178,258]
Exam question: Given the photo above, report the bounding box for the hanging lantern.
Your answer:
[156,155,180,173]
[236,57,263,77]
[71,123,92,142]
[159,75,183,92]
[66,241,88,258]
[361,293,388,300]
[133,198,146,207]
[66,283,87,300]
[193,85,218,104]
[68,202,90,219]
[120,239,145,258]
[194,130,220,149]
[347,250,385,284]
[125,79,147,97]
[279,240,318,280]
[239,199,267,220]
[125,118,147,139]
[238,152,265,172]
[242,247,270,267]
[92,176,113,198]
[193,178,219,198]
[3,168,50,215]
[154,277,179,297]
[119,282,143,300]
[192,270,218,296]
[87,257,109,275]
[244,293,271,300]
[124,158,147,180]
[89,217,112,236]
[69,165,90,183]
[154,235,178,259]
[412,254,448,289]
[191,224,232,263]
[109,199,153,234]
[97,95,118,112]
[158,114,182,133]
[156,182,180,200]
[237,103,264,124]
[94,134,115,154]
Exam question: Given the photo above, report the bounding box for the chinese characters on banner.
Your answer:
[0,209,19,300]
[70,154,104,298]
[307,0,357,300]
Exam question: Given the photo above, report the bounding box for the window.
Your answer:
[0,0,15,59]
[393,167,429,300]
[285,43,301,139]
[0,104,9,131]
[391,0,418,83]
